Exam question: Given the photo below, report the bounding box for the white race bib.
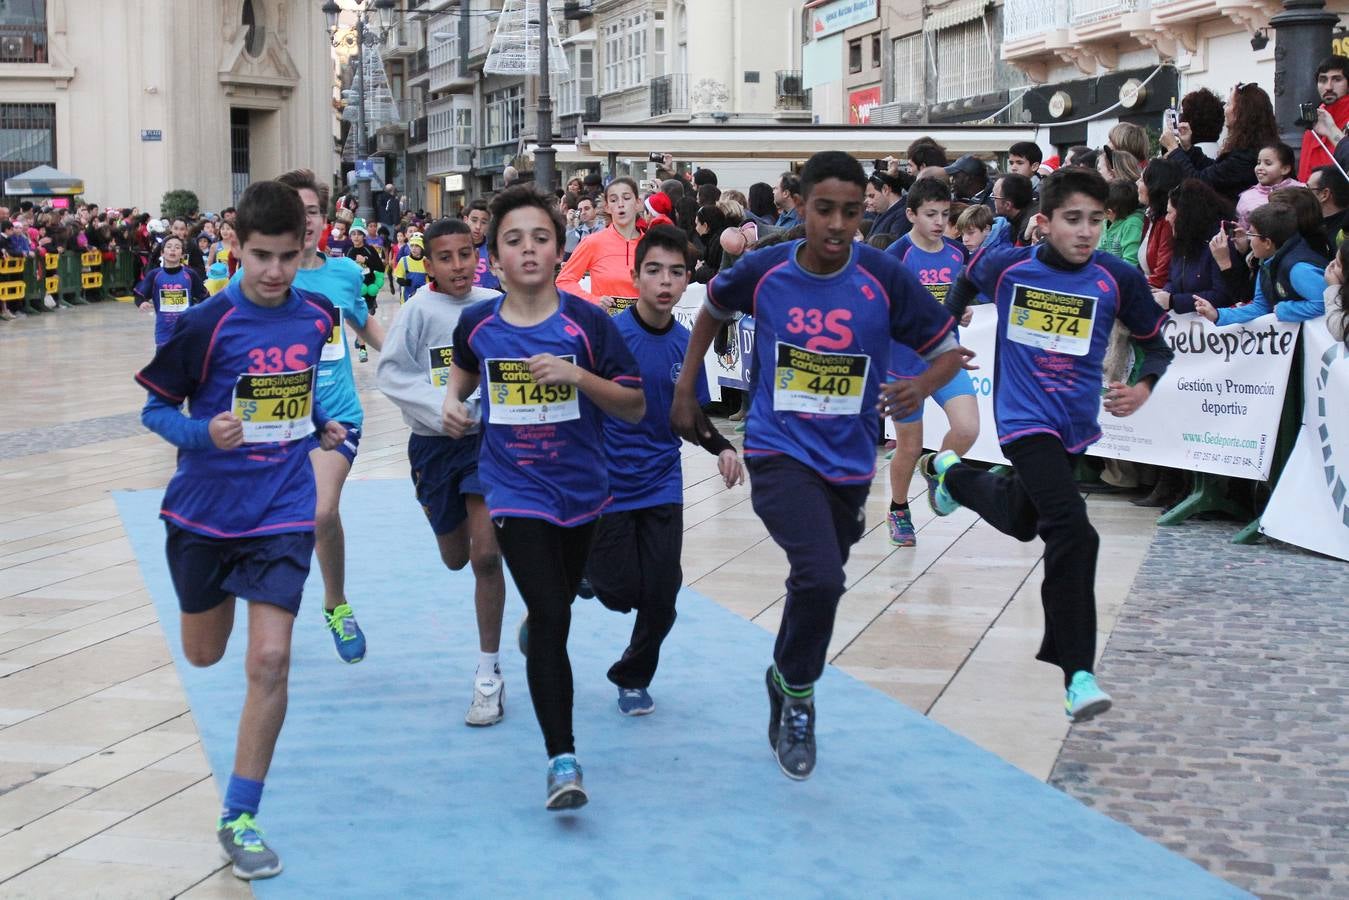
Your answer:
[159,286,189,313]
[772,342,870,416]
[1006,283,1097,357]
[486,357,580,425]
[321,322,347,362]
[232,367,316,443]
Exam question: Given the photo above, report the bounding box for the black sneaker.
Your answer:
[775,696,817,781]
[576,576,595,600]
[765,666,783,749]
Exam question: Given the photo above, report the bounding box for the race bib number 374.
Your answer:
[232,367,316,443]
[773,342,869,415]
[1007,283,1097,356]
[486,357,579,424]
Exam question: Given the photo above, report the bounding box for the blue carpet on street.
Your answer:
[115,482,1246,899]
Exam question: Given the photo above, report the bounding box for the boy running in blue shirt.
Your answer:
[884,179,981,547]
[672,152,967,780]
[586,224,743,716]
[135,182,347,880]
[463,200,501,290]
[377,218,509,726]
[135,235,208,347]
[234,169,386,664]
[935,167,1173,722]
[442,187,645,810]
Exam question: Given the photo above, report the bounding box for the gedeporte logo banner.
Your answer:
[1260,318,1349,561]
[916,309,1298,479]
[1087,313,1299,479]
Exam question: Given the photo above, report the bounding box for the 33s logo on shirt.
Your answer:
[785,307,854,352]
[247,345,312,373]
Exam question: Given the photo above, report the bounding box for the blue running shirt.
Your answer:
[605,308,712,511]
[963,244,1168,452]
[706,240,957,483]
[474,243,501,291]
[135,266,208,347]
[452,291,642,525]
[886,235,969,378]
[232,255,368,427]
[134,282,337,537]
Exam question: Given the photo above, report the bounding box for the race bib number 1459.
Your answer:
[486,357,579,424]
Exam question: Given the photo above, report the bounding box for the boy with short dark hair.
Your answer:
[135,181,347,880]
[135,234,209,346]
[463,199,500,290]
[1007,142,1044,180]
[1196,202,1328,323]
[936,167,1173,723]
[377,217,510,725]
[883,178,979,547]
[585,224,742,716]
[672,151,966,780]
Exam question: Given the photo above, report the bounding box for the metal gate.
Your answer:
[230,108,250,204]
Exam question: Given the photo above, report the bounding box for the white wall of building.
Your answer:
[0,0,333,212]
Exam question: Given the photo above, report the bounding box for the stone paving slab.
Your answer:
[0,414,145,459]
[1051,520,1349,899]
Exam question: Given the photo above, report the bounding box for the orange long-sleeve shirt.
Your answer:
[555,224,640,304]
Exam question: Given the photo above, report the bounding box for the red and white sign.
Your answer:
[849,85,883,125]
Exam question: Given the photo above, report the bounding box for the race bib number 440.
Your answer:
[486,357,579,424]
[1008,284,1097,356]
[232,367,316,443]
[773,343,869,415]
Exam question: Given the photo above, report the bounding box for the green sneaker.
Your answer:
[217,813,282,880]
[917,450,962,517]
[324,603,366,664]
[1065,670,1112,722]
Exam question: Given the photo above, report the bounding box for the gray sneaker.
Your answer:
[775,696,817,781]
[218,813,282,880]
[545,754,588,811]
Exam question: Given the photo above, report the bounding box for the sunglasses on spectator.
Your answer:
[1246,231,1265,240]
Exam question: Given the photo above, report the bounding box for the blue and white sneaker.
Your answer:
[324,603,366,664]
[617,687,655,716]
[1065,671,1112,722]
[546,754,588,810]
[917,450,962,517]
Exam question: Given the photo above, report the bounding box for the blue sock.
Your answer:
[222,774,264,822]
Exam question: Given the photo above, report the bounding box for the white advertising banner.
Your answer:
[1086,313,1299,479]
[902,309,1299,478]
[1260,319,1349,561]
[673,283,736,403]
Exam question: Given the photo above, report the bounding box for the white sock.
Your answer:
[476,652,500,681]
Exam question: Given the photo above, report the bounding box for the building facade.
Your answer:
[1000,0,1349,153]
[0,0,334,213]
[803,0,1025,128]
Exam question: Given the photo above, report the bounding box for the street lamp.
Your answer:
[323,0,396,223]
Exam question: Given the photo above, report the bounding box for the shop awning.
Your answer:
[576,122,1038,160]
[3,165,84,197]
[922,0,989,32]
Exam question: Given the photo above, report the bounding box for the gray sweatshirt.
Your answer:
[377,283,501,436]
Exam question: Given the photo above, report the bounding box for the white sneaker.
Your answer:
[465,675,504,727]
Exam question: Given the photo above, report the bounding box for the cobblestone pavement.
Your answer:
[0,411,145,458]
[1051,520,1349,899]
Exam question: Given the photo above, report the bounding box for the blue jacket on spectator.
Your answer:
[1217,234,1327,325]
[1166,233,1230,315]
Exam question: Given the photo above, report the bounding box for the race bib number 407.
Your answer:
[1008,284,1097,356]
[486,357,579,424]
[232,367,316,443]
[773,343,869,415]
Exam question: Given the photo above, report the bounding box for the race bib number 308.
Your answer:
[486,357,580,424]
[159,287,189,313]
[232,367,316,443]
[773,342,869,415]
[1007,283,1097,356]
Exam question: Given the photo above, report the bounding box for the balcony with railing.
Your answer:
[1002,0,1275,79]
[775,71,810,112]
[649,74,690,119]
[0,23,48,63]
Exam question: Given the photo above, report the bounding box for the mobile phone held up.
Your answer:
[1164,107,1178,132]
[648,151,666,163]
[1222,220,1237,240]
[1298,102,1320,128]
